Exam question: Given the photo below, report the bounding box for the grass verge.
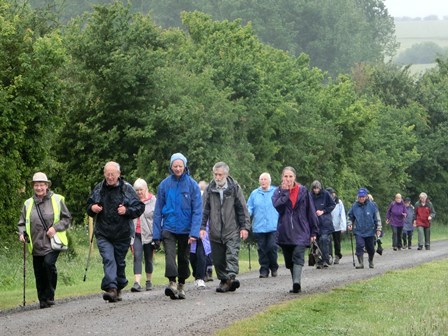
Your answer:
[216,258,448,336]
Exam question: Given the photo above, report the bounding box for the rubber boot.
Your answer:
[289,264,302,293]
[355,255,364,269]
[368,255,374,268]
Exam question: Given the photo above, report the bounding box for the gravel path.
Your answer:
[1,240,447,335]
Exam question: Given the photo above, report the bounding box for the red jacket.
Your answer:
[414,201,435,228]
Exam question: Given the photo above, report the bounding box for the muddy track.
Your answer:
[1,240,447,336]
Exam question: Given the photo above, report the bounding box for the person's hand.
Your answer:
[188,237,197,244]
[240,229,249,240]
[117,204,126,215]
[19,234,26,243]
[47,227,56,238]
[316,210,324,216]
[386,219,390,225]
[347,225,353,231]
[413,220,417,227]
[376,230,382,237]
[151,240,161,250]
[91,203,103,214]
[200,229,207,240]
[310,236,316,243]
[428,216,432,221]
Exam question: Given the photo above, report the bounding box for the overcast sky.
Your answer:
[385,0,448,18]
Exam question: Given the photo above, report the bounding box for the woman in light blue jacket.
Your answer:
[247,172,279,278]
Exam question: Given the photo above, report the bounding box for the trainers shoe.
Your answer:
[228,277,240,292]
[131,282,142,292]
[289,283,301,294]
[145,280,153,291]
[165,281,178,300]
[334,256,340,265]
[195,279,206,289]
[177,283,186,299]
[103,288,118,302]
[328,256,334,265]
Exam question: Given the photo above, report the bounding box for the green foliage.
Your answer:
[0,0,66,241]
[395,42,448,65]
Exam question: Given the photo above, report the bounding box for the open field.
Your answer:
[394,20,448,53]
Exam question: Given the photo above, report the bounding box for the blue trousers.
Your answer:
[97,237,130,291]
[253,231,279,276]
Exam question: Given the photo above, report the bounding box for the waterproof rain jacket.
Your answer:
[311,190,336,235]
[386,201,407,227]
[414,200,435,228]
[153,168,202,240]
[272,184,319,247]
[201,176,251,243]
[87,178,145,241]
[348,199,380,238]
[247,185,278,233]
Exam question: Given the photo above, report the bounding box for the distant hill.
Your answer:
[393,19,448,73]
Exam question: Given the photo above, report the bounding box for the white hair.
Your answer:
[419,192,428,199]
[259,172,271,183]
[133,178,148,191]
[104,161,121,173]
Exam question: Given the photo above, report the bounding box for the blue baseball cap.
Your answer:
[357,188,369,197]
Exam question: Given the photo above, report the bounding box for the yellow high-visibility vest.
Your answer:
[24,194,68,253]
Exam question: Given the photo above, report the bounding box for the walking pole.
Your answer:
[248,241,252,270]
[22,239,27,307]
[83,216,95,281]
[349,231,356,268]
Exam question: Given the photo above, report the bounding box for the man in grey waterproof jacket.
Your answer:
[200,162,251,293]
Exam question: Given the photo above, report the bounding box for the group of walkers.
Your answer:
[17,154,436,308]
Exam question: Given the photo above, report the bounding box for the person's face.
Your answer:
[171,159,185,178]
[214,167,228,187]
[259,175,270,190]
[135,188,147,201]
[358,195,367,204]
[395,195,402,202]
[33,182,48,198]
[282,170,296,188]
[420,196,427,203]
[404,201,410,206]
[104,166,120,186]
[312,187,320,194]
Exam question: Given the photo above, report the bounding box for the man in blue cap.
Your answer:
[153,153,202,299]
[347,188,382,269]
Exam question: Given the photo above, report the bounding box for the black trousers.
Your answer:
[33,251,60,303]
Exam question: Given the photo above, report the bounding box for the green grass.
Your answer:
[1,223,447,311]
[216,258,448,336]
[394,20,448,53]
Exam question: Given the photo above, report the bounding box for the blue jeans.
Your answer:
[97,238,130,291]
[253,232,279,275]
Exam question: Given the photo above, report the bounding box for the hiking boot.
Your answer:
[145,280,153,291]
[334,256,340,265]
[116,289,122,301]
[393,247,397,251]
[259,273,269,278]
[289,283,301,294]
[417,246,423,250]
[131,282,142,292]
[228,276,240,292]
[323,262,329,268]
[46,298,55,306]
[39,301,50,309]
[271,269,278,277]
[206,267,213,281]
[177,283,186,299]
[195,279,206,289]
[216,280,230,293]
[103,288,118,302]
[328,255,334,265]
[165,281,178,300]
[425,246,430,250]
[356,256,364,269]
[408,245,412,249]
[316,263,323,269]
